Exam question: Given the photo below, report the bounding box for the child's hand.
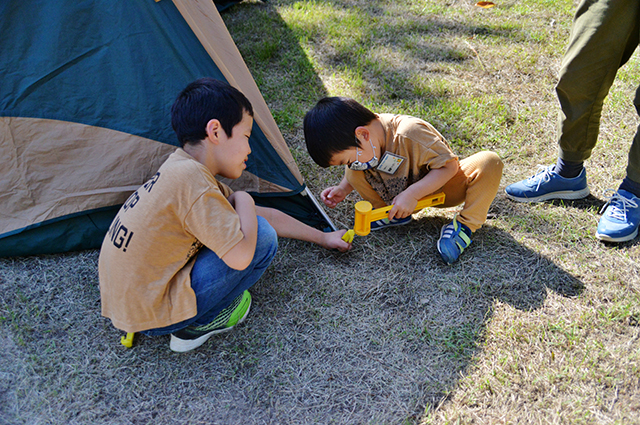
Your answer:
[321,186,347,208]
[388,191,418,220]
[322,229,352,252]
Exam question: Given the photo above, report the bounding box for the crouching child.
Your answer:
[99,79,351,353]
[303,97,503,264]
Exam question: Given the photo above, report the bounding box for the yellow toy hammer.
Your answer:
[342,192,446,241]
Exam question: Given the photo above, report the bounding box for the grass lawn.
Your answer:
[1,0,639,424]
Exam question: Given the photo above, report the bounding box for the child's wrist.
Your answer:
[403,186,424,202]
[320,231,333,249]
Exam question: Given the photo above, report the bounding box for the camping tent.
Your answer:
[0,0,334,258]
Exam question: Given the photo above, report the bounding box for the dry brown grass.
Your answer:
[2,0,639,424]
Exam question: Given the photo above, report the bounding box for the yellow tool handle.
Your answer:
[368,192,446,221]
[352,192,446,237]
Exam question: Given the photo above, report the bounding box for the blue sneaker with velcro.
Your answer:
[437,216,472,264]
[505,165,589,202]
[596,189,640,243]
[370,215,412,231]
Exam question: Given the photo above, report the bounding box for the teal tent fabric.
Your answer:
[1,208,123,257]
[0,0,329,258]
[1,0,300,191]
[214,0,246,12]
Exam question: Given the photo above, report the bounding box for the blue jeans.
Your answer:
[143,216,278,336]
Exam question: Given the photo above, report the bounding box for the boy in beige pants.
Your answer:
[303,97,503,264]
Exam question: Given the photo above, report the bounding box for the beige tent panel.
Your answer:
[0,117,174,235]
[0,116,298,236]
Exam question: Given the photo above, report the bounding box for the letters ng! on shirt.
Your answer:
[106,172,161,252]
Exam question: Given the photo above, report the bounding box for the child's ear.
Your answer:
[205,119,222,144]
[355,126,370,142]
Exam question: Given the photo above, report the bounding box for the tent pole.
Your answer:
[303,187,337,231]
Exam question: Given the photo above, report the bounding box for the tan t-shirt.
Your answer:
[345,113,458,208]
[98,149,243,333]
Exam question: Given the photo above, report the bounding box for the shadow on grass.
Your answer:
[548,194,606,211]
[220,1,330,134]
[222,0,526,143]
[512,195,640,247]
[0,212,585,425]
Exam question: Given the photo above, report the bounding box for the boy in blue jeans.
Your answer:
[99,79,351,353]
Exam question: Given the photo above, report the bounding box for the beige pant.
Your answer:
[433,151,503,232]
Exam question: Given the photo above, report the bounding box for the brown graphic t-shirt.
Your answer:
[99,149,242,332]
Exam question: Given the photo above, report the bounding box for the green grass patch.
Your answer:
[2,1,639,424]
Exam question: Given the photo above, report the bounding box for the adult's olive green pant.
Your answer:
[557,0,640,183]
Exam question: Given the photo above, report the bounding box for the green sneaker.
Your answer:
[170,291,251,353]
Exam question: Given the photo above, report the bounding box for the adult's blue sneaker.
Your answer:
[505,165,590,202]
[596,190,640,243]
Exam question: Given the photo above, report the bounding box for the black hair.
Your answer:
[171,78,254,148]
[303,97,377,168]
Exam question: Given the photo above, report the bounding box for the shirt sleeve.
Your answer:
[399,118,457,170]
[217,180,234,197]
[183,186,243,259]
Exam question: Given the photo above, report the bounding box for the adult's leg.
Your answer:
[504,0,638,201]
[597,80,640,243]
[624,84,640,186]
[557,0,640,162]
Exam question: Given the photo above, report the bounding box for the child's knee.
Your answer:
[462,151,503,176]
[471,151,504,180]
[480,151,503,171]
